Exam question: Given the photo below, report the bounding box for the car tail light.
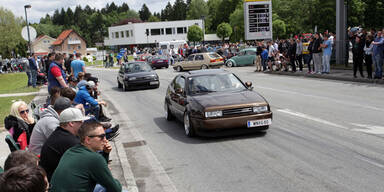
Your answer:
[210,59,215,63]
[152,60,156,64]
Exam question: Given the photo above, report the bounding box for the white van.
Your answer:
[159,40,186,55]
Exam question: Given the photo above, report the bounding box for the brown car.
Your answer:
[173,52,224,72]
[164,69,272,137]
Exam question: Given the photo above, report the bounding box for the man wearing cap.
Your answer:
[40,107,88,181]
[29,97,72,155]
[74,81,108,121]
[50,121,122,192]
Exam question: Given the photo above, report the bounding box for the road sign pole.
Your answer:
[24,5,32,54]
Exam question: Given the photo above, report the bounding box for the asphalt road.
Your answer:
[90,66,384,192]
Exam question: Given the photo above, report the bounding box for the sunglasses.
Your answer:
[88,133,106,140]
[19,109,29,114]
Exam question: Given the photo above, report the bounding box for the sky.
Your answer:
[0,0,176,23]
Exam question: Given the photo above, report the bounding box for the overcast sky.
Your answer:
[0,0,176,23]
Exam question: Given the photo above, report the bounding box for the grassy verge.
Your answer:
[0,95,36,129]
[85,60,104,66]
[0,73,40,94]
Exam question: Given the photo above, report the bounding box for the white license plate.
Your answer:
[150,81,159,85]
[247,119,272,128]
[158,60,163,62]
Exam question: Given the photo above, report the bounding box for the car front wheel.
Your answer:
[117,79,122,88]
[184,112,195,137]
[226,61,233,67]
[164,102,174,121]
[201,64,208,69]
[176,66,182,72]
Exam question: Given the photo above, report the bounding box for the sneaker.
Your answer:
[107,132,120,141]
[99,116,112,122]
[101,122,112,129]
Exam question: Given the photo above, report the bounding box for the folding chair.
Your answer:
[5,134,20,152]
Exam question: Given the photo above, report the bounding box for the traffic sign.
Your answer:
[21,26,37,42]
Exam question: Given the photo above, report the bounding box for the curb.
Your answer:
[266,71,384,85]
[0,92,40,98]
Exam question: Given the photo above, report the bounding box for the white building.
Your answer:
[104,19,203,46]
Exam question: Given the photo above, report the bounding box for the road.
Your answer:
[89,66,384,192]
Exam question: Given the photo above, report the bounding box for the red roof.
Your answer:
[52,29,73,45]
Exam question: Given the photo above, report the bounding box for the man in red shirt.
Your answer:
[48,54,68,92]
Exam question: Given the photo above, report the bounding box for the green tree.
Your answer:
[0,7,25,57]
[187,25,203,45]
[206,0,222,33]
[186,0,208,20]
[161,2,174,21]
[216,22,232,42]
[173,0,187,20]
[229,3,244,42]
[139,4,151,21]
[272,19,286,39]
[148,15,161,22]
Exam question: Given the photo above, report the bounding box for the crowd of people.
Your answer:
[0,51,124,192]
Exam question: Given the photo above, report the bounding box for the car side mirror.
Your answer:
[175,88,183,94]
[245,81,253,89]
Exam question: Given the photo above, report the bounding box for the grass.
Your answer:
[0,95,36,129]
[85,60,104,66]
[0,73,40,94]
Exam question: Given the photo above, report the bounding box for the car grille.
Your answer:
[136,76,153,80]
[222,107,253,116]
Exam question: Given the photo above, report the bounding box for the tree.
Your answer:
[216,22,232,42]
[0,7,26,57]
[139,4,151,21]
[206,0,222,33]
[229,3,244,42]
[118,3,130,13]
[187,25,203,45]
[186,0,208,20]
[161,2,174,21]
[273,19,286,39]
[173,0,187,20]
[148,15,161,22]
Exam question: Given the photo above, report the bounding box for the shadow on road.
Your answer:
[153,117,267,144]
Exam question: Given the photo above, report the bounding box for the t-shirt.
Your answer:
[71,59,85,78]
[50,145,122,192]
[39,127,80,181]
[50,66,62,78]
[323,40,332,56]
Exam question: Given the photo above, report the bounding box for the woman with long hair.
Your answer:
[4,101,36,149]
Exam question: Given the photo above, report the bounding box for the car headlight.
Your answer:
[253,106,268,113]
[152,75,159,80]
[128,77,137,81]
[205,111,223,118]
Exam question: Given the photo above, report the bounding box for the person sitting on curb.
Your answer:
[29,97,72,155]
[50,121,123,192]
[39,107,88,181]
[4,101,36,150]
[3,150,39,172]
[0,165,49,192]
[74,81,111,122]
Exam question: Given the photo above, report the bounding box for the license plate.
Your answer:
[150,81,159,85]
[247,119,272,128]
[158,60,163,62]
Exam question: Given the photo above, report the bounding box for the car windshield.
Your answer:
[124,63,152,73]
[188,73,246,94]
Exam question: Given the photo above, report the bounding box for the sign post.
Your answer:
[244,0,272,40]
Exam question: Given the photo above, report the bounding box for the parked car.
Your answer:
[137,53,152,61]
[225,48,257,67]
[164,69,272,137]
[147,55,169,69]
[173,52,224,72]
[117,61,160,91]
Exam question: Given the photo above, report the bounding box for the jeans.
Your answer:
[261,59,267,71]
[312,53,322,73]
[86,105,100,120]
[31,70,38,87]
[322,54,331,73]
[373,54,383,78]
[26,71,32,86]
[303,54,312,72]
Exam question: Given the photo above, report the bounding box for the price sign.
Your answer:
[244,0,272,40]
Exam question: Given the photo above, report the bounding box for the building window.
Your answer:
[177,27,184,34]
[111,33,114,38]
[121,31,124,38]
[115,32,119,38]
[130,30,133,37]
[78,45,81,49]
[126,31,129,37]
[166,28,172,35]
[151,29,161,36]
[146,29,149,36]
[184,27,187,33]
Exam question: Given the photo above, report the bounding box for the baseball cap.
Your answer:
[59,108,89,123]
[53,97,71,112]
[86,81,96,88]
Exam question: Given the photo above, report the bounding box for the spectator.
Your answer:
[49,121,122,192]
[321,34,332,74]
[67,75,78,92]
[0,165,49,192]
[47,54,68,93]
[25,55,31,87]
[74,81,110,122]
[45,52,56,74]
[3,150,39,171]
[29,97,72,155]
[77,72,89,88]
[302,37,312,74]
[261,46,268,71]
[312,33,323,74]
[288,39,297,72]
[46,86,62,108]
[40,107,87,180]
[295,38,303,72]
[364,34,374,79]
[71,53,86,78]
[371,30,384,79]
[65,54,74,75]
[4,101,35,150]
[352,35,365,78]
[28,53,39,88]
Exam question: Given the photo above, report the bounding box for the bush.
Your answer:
[93,56,96,61]
[82,57,89,62]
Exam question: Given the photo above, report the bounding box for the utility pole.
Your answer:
[336,0,347,67]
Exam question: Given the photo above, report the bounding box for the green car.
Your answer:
[225,48,257,67]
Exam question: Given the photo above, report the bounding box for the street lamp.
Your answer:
[24,4,32,54]
[201,16,205,46]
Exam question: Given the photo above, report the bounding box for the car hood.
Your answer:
[125,71,156,77]
[191,90,267,108]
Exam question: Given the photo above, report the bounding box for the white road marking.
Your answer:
[276,109,349,130]
[255,85,384,113]
[350,123,384,135]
